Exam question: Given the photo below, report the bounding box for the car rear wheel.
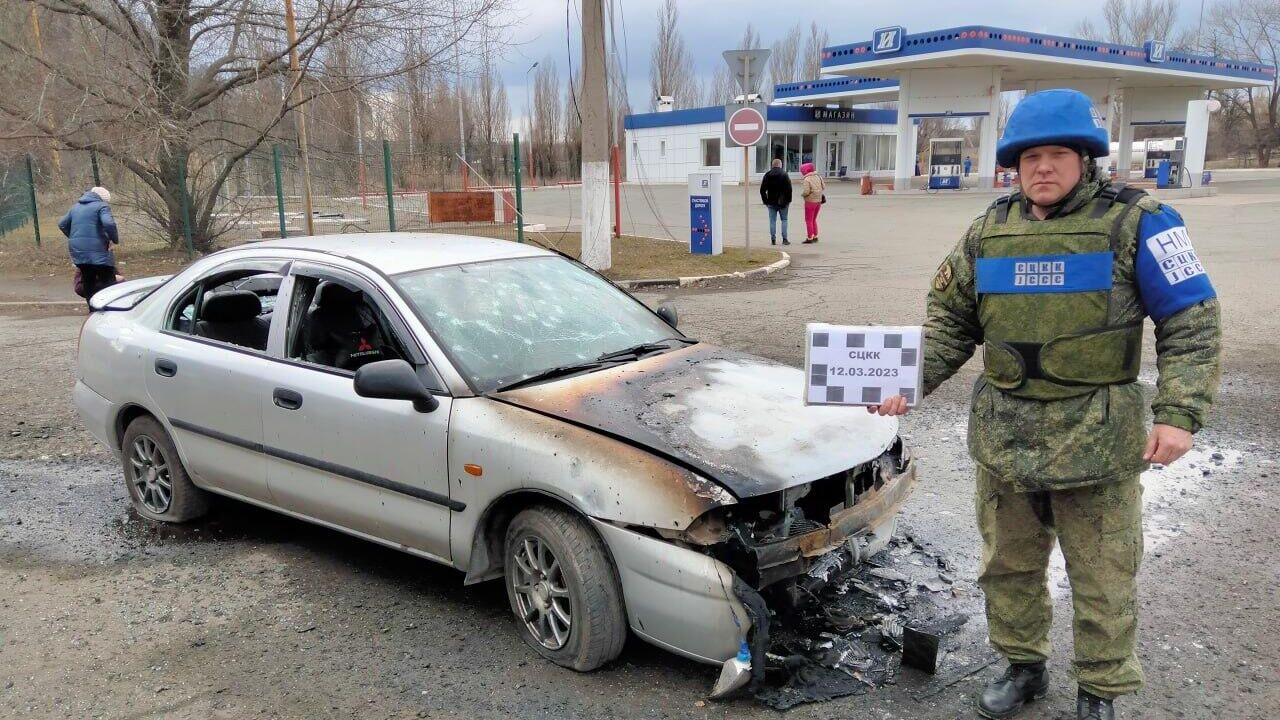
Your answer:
[504,505,627,671]
[121,416,208,523]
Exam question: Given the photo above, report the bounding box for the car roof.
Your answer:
[249,232,554,274]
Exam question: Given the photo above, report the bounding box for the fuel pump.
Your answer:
[1143,137,1184,180]
[927,138,964,190]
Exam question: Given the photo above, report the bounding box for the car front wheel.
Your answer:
[121,416,208,523]
[504,505,627,671]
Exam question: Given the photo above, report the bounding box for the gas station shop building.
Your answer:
[624,24,1275,189]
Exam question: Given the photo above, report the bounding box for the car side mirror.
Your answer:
[354,359,439,413]
[656,304,678,329]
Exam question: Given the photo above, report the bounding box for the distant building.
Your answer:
[623,105,897,184]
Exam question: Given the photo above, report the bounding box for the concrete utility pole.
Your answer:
[580,0,612,270]
[454,0,466,163]
[741,56,751,260]
[282,0,315,235]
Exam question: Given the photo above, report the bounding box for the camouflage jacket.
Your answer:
[923,174,1222,490]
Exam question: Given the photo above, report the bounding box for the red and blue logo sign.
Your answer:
[873,26,905,55]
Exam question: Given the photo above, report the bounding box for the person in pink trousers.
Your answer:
[799,162,826,243]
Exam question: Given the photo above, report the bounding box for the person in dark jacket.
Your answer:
[759,158,792,245]
[59,187,119,307]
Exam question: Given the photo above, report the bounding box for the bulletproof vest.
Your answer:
[975,184,1147,400]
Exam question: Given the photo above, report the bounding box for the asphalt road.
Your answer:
[1,173,1277,719]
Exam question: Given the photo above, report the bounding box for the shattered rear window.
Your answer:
[394,256,677,391]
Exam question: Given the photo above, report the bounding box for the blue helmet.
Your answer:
[996,89,1110,167]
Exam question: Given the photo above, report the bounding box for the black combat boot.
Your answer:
[977,662,1049,719]
[1076,688,1115,720]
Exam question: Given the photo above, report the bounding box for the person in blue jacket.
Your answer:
[59,187,119,306]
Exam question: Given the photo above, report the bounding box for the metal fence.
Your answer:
[0,156,38,242]
[220,138,530,243]
[6,133,622,256]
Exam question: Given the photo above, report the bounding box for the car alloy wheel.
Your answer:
[509,535,573,650]
[129,434,173,514]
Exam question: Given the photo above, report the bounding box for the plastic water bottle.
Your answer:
[710,641,753,698]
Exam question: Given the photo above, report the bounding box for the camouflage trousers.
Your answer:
[976,468,1145,699]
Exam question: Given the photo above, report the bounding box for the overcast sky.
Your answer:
[496,0,1211,123]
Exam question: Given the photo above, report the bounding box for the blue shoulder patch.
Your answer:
[1135,205,1216,321]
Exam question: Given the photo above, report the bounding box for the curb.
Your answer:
[614,251,790,290]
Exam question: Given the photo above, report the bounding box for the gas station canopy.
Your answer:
[776,24,1274,106]
[773,24,1276,190]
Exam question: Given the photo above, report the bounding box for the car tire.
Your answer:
[504,505,627,671]
[121,416,208,523]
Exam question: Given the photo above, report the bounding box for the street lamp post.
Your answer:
[526,62,538,183]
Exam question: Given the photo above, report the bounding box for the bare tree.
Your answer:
[1203,0,1279,166]
[705,66,734,106]
[608,48,631,156]
[801,22,829,80]
[0,0,506,250]
[532,59,563,179]
[706,23,762,105]
[470,27,510,180]
[564,70,583,176]
[766,24,803,100]
[648,0,698,109]
[1075,0,1195,47]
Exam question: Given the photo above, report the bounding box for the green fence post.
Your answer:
[382,140,396,232]
[513,133,524,244]
[272,144,287,239]
[90,150,101,187]
[177,154,194,259]
[24,154,40,247]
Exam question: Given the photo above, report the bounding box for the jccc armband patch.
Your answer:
[1145,225,1203,284]
[975,253,1113,294]
[1135,206,1216,321]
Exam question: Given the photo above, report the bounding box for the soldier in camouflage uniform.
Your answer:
[869,89,1221,720]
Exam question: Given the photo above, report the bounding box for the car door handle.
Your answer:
[273,387,303,411]
[154,358,177,377]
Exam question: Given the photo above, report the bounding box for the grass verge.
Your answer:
[0,220,783,287]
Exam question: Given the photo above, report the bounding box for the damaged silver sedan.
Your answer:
[74,234,917,695]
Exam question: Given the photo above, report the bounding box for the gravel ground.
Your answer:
[0,176,1277,719]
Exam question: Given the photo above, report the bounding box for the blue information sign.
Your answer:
[690,195,714,254]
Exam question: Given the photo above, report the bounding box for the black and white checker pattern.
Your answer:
[805,324,923,407]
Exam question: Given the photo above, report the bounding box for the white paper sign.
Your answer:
[804,324,923,407]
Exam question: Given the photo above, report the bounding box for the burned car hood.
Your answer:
[493,344,900,498]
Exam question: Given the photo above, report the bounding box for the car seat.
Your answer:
[304,282,390,371]
[194,290,270,350]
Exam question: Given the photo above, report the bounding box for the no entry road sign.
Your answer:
[724,105,766,147]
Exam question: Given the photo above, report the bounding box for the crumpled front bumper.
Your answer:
[591,518,752,665]
[733,454,919,589]
[592,454,919,669]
